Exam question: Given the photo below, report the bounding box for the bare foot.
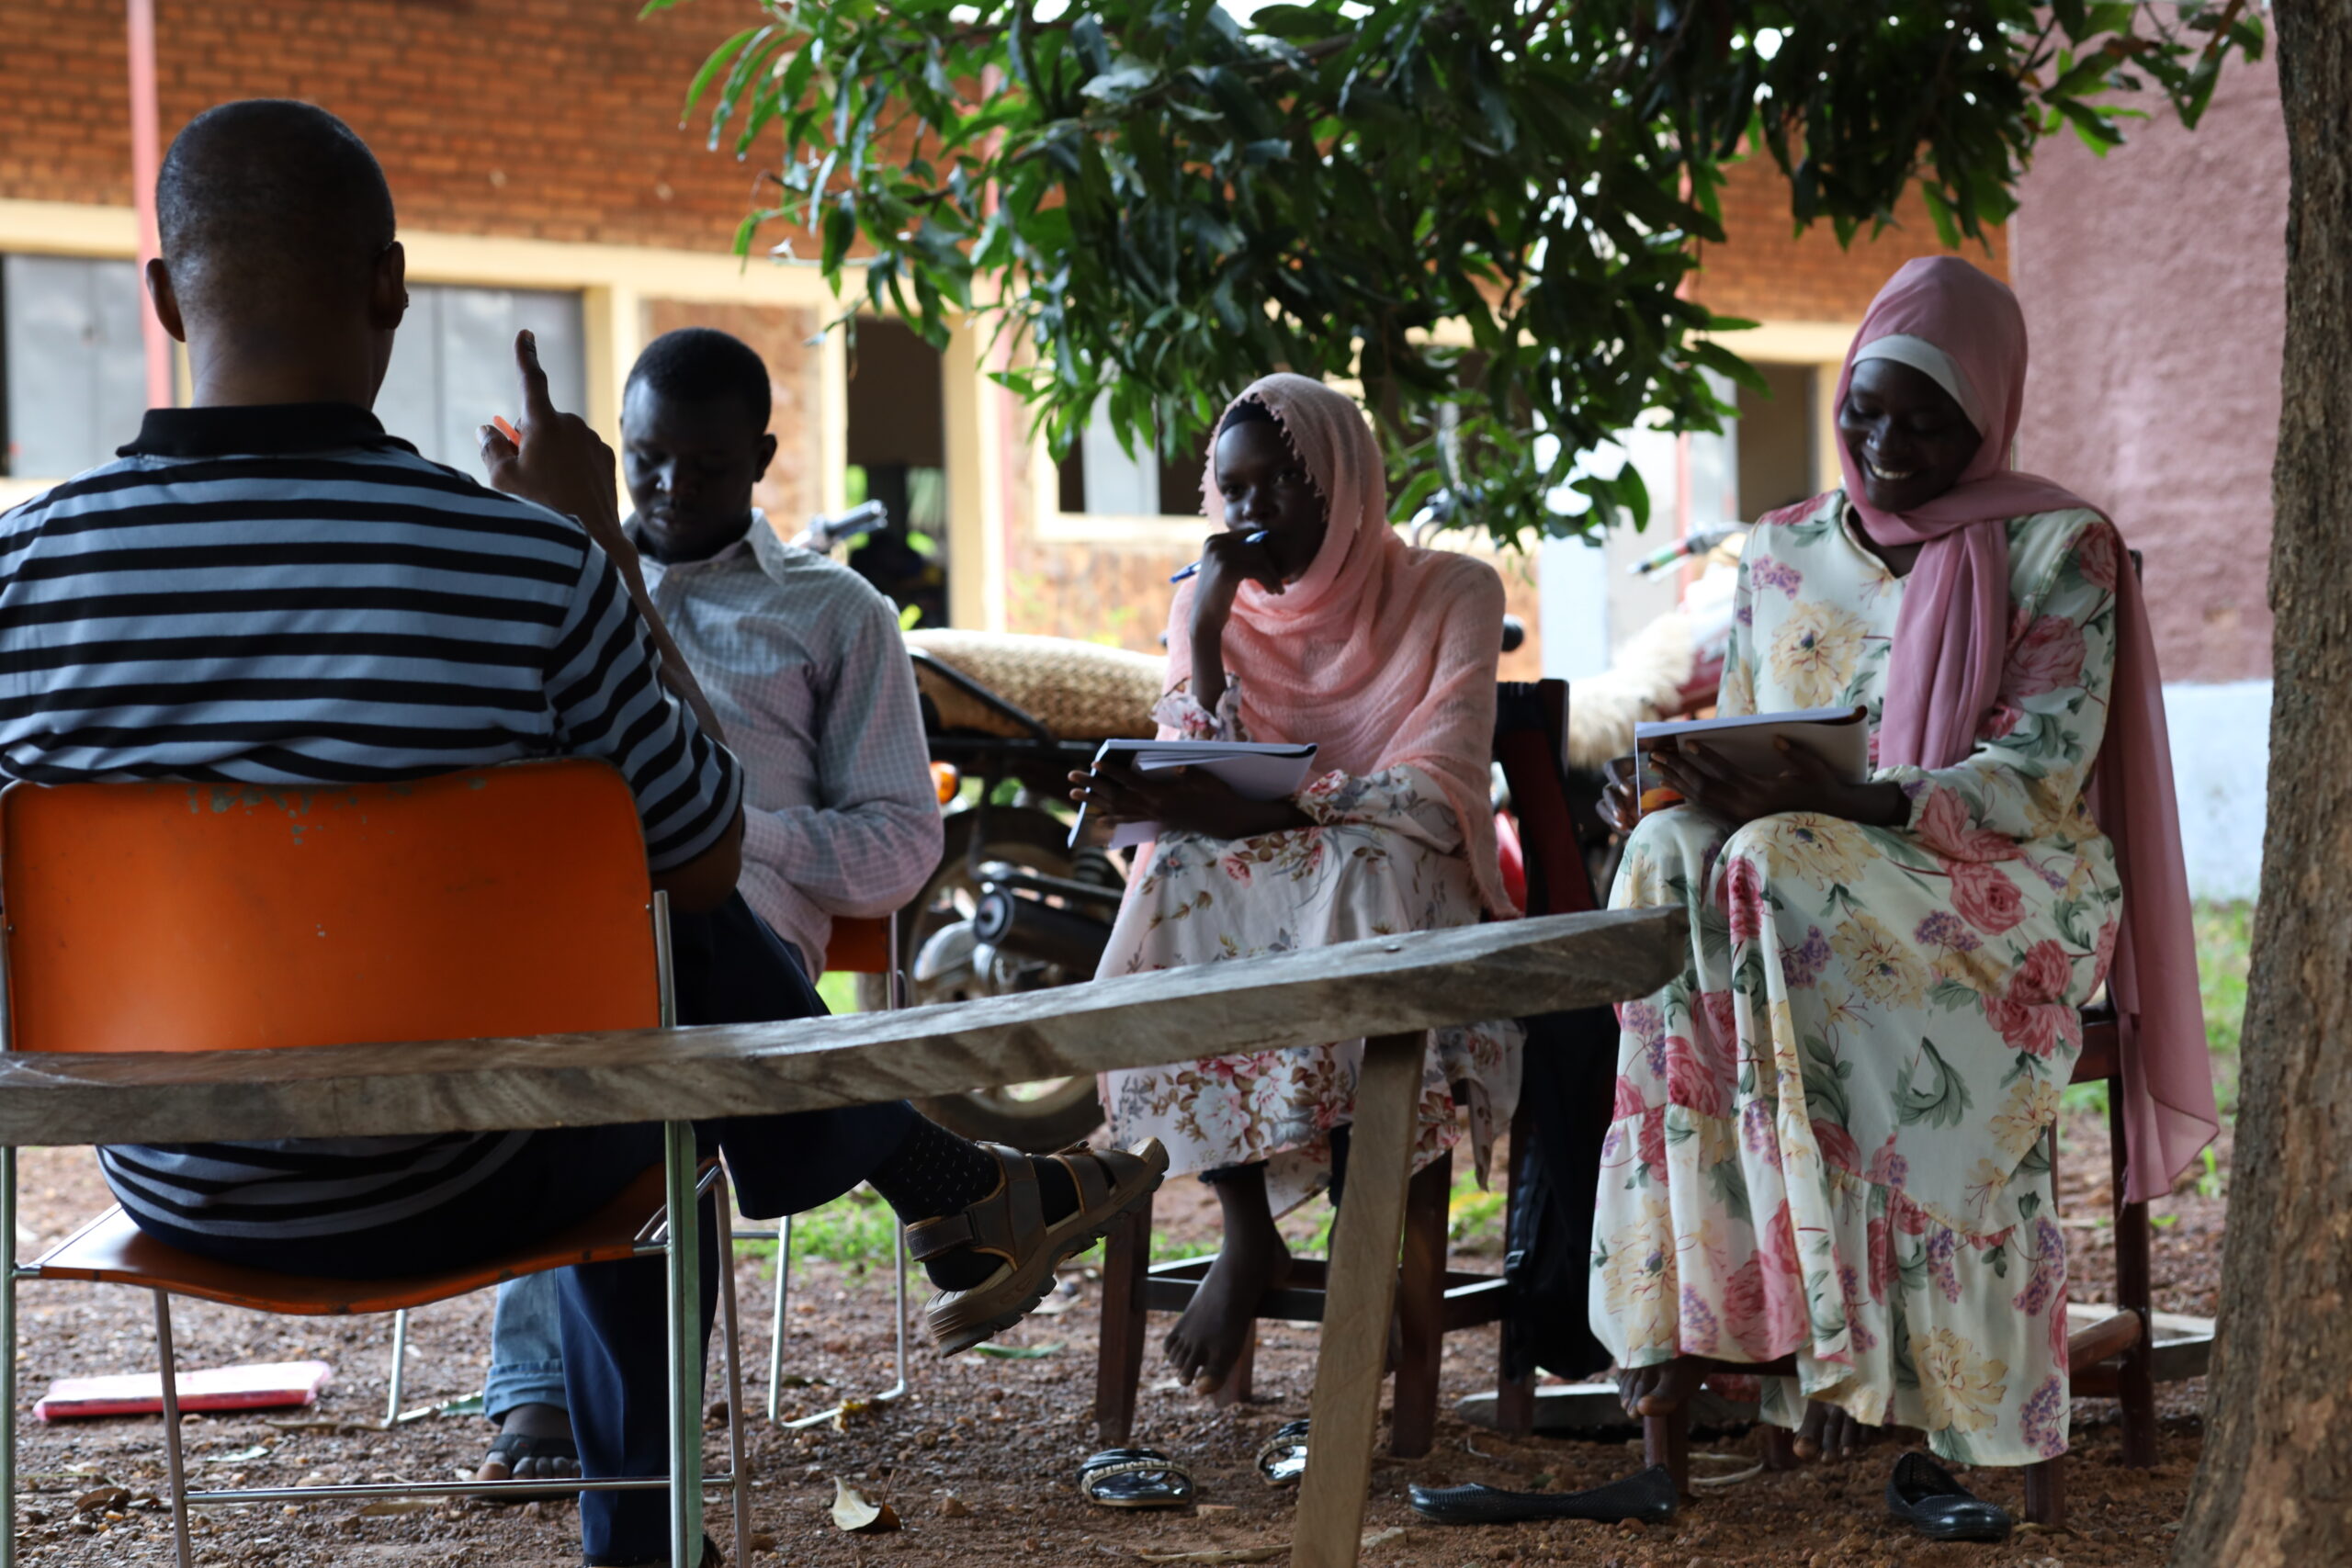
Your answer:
[1791,1400,1879,1462]
[1615,1357,1704,1420]
[1164,1164,1292,1394]
[475,1402,578,1483]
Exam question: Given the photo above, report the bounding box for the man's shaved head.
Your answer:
[156,100,395,322]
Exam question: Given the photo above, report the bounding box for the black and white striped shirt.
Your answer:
[0,403,742,1238]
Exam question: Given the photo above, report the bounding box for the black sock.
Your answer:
[867,1117,1079,1291]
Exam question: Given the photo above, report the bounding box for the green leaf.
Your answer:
[1081,56,1159,102]
[683,26,763,119]
[972,1341,1063,1359]
[1252,5,1335,39]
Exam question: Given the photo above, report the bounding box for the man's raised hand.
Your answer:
[478,331,630,565]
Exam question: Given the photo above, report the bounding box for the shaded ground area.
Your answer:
[6,1089,2225,1568]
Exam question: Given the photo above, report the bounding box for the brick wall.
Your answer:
[1693,156,2008,322]
[639,299,827,536]
[0,0,775,254]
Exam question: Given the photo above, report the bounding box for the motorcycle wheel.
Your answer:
[857,806,1113,1153]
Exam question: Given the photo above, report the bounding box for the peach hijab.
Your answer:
[1839,257,2215,1205]
[1159,373,1516,916]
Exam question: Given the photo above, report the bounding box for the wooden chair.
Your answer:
[1639,1005,2162,1526]
[0,761,748,1568]
[1093,680,1591,1455]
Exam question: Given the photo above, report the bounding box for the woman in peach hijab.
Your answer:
[1072,375,1519,1393]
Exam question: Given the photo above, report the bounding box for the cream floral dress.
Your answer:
[1098,682,1521,1217]
[1595,493,2127,1467]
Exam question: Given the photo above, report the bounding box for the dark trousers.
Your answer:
[128,894,920,1563]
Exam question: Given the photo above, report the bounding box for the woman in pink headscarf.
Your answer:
[1071,375,1519,1394]
[1591,257,2215,1498]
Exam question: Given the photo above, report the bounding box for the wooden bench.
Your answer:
[0,906,1686,1568]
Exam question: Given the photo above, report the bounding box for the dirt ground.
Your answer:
[5,1104,2225,1567]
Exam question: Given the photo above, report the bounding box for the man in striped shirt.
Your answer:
[4,99,1161,1567]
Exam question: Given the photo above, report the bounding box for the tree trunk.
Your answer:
[2171,4,2352,1562]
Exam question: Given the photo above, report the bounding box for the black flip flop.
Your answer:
[1256,1419,1309,1487]
[476,1429,582,1505]
[1408,1464,1678,1526]
[1080,1448,1195,1508]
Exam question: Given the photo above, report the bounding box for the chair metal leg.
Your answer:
[767,1214,792,1424]
[713,1173,752,1568]
[2,1148,17,1568]
[153,1292,194,1568]
[887,1223,910,1402]
[662,1121,705,1568]
[382,1308,410,1427]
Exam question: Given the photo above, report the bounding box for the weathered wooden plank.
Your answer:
[1290,1032,1422,1568]
[0,908,1682,1146]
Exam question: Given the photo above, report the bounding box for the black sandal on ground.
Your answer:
[1885,1451,2013,1542]
[475,1429,582,1505]
[1408,1464,1678,1526]
[1256,1418,1310,1487]
[1080,1449,1195,1508]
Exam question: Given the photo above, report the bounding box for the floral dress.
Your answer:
[1594,492,2127,1468]
[1098,682,1521,1218]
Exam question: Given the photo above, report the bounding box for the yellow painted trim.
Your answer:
[0,201,138,257]
[818,324,850,518]
[1714,320,1855,365]
[0,200,852,305]
[1708,318,1856,497]
[942,320,1009,630]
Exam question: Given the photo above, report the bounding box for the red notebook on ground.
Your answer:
[34,1360,333,1422]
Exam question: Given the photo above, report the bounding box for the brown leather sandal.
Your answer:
[907,1138,1168,1357]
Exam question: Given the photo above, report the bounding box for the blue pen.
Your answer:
[1170,530,1270,583]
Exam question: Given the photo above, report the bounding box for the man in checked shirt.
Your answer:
[477,327,946,1488]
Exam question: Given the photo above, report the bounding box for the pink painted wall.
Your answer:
[2010,55,2288,683]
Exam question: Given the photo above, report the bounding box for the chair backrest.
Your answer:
[1,760,661,1055]
[1493,679,1598,919]
[824,915,895,976]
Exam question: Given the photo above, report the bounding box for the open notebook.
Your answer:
[1070,739,1320,850]
[1633,705,1870,799]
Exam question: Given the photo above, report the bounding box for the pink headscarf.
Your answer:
[1840,257,2216,1205]
[1157,373,1516,917]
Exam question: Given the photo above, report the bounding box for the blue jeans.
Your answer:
[482,1267,567,1418]
[123,904,916,1563]
[481,938,816,1423]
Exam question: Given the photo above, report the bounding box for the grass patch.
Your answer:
[2063,898,2253,1118]
[815,966,862,1017]
[2195,900,2251,1113]
[1449,1163,1509,1251]
[734,1184,898,1283]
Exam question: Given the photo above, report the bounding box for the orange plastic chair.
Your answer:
[0,761,746,1568]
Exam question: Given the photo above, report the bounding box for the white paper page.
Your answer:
[1634,705,1869,785]
[1077,739,1319,850]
